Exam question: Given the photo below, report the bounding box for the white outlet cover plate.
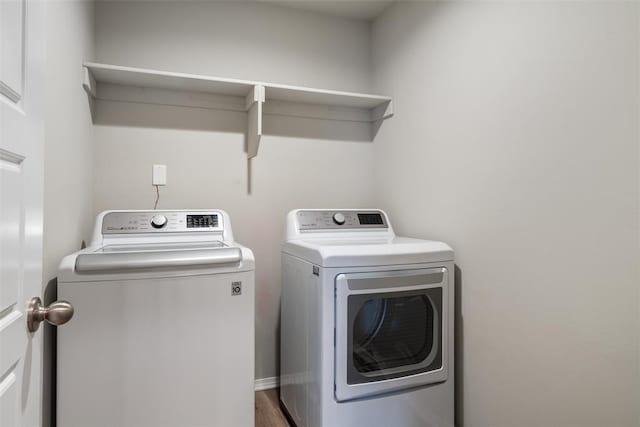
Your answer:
[152,164,167,186]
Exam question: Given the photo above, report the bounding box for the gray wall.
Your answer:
[43,1,95,286]
[372,2,640,426]
[43,2,95,426]
[43,3,640,422]
[92,1,376,381]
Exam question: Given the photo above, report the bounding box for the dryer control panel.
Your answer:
[102,211,223,234]
[297,210,388,230]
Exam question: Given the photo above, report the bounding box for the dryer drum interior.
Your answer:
[353,295,436,373]
[346,286,443,384]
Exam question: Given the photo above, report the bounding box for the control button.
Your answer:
[150,215,168,229]
[333,213,346,225]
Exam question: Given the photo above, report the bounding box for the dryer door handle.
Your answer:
[74,247,242,273]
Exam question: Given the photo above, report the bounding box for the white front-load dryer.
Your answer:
[57,210,255,427]
[280,209,455,427]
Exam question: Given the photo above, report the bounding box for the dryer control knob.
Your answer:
[151,215,168,229]
[333,213,346,225]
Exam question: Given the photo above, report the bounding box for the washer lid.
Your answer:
[282,237,454,268]
[58,241,254,282]
[75,242,242,274]
[96,240,227,253]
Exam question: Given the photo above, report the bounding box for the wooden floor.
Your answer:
[256,389,290,427]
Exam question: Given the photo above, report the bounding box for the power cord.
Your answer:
[153,185,160,210]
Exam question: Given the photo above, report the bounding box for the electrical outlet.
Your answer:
[152,164,167,186]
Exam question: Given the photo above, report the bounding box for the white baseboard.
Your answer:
[255,376,279,391]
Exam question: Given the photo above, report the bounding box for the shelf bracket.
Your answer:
[371,100,394,139]
[82,66,96,98]
[371,100,393,122]
[82,66,97,121]
[246,84,265,159]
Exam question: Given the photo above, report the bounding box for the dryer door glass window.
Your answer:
[347,288,442,384]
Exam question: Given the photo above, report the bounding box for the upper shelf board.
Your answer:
[83,62,393,116]
[84,62,255,97]
[265,83,391,110]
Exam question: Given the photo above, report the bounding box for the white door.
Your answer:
[0,0,46,425]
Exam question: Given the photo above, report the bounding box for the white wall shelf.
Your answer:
[82,62,393,158]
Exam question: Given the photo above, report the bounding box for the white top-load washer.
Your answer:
[281,209,454,427]
[57,210,254,427]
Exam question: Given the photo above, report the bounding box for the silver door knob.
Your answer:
[27,297,74,332]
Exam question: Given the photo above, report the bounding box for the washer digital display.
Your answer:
[187,214,218,228]
[357,213,384,225]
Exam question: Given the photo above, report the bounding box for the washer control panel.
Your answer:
[297,210,387,230]
[102,211,222,234]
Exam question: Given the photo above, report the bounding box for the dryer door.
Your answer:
[335,268,449,402]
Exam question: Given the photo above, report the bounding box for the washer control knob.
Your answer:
[333,212,346,225]
[151,215,168,229]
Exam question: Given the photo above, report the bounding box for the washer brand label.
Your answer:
[231,282,242,296]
